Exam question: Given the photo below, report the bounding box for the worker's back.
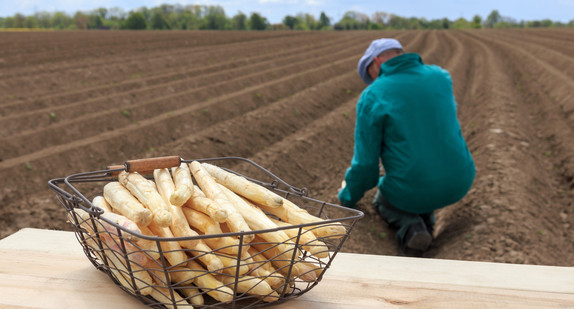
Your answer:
[366,53,475,213]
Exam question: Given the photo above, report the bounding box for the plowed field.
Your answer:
[1,29,573,266]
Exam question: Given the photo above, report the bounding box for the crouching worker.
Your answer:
[338,38,475,255]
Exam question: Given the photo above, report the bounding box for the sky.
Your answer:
[1,0,573,23]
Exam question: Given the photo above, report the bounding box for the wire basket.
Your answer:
[48,156,364,309]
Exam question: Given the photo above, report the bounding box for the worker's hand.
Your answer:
[337,180,346,193]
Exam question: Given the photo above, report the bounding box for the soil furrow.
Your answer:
[0,33,378,131]
[506,28,574,44]
[450,29,574,265]
[0,35,386,159]
[2,32,399,97]
[499,29,574,56]
[153,30,429,173]
[162,70,362,170]
[469,30,574,124]
[418,30,442,65]
[478,30,574,79]
[0,33,335,106]
[470,29,574,189]
[0,33,359,108]
[440,30,468,100]
[0,54,365,203]
[0,31,306,70]
[0,31,424,197]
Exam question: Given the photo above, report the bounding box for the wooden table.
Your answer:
[0,228,573,308]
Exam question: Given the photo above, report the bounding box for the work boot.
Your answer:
[402,221,433,253]
[420,212,436,235]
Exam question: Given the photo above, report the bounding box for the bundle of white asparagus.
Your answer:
[74,161,346,308]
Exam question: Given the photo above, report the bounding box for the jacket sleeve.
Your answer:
[338,89,384,207]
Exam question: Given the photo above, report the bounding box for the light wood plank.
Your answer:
[325,253,574,293]
[0,228,573,309]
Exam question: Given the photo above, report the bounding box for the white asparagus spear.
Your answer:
[257,197,347,239]
[161,267,205,305]
[154,168,200,249]
[251,236,317,283]
[186,260,234,302]
[149,283,190,309]
[91,196,142,240]
[269,218,329,259]
[201,162,283,208]
[103,182,153,227]
[170,163,194,206]
[181,207,242,256]
[147,221,188,267]
[190,161,253,242]
[119,171,172,227]
[92,196,113,212]
[185,193,228,223]
[154,168,223,272]
[247,247,288,292]
[217,275,279,302]
[218,184,297,257]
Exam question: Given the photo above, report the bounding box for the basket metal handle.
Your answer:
[107,155,181,176]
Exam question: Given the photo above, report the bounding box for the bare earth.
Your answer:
[1,29,573,266]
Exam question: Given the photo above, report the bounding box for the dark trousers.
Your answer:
[373,190,435,245]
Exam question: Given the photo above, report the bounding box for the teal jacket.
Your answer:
[338,53,475,214]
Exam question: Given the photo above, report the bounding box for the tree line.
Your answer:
[0,5,572,31]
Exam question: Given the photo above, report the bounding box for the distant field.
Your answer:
[1,29,573,266]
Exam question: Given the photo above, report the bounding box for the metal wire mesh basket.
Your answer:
[48,156,364,309]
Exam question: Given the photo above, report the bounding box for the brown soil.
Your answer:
[1,29,573,266]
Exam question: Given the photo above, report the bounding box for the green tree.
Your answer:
[493,21,512,28]
[168,10,199,30]
[368,22,383,30]
[452,17,471,29]
[494,16,518,28]
[270,23,289,30]
[201,5,227,30]
[25,15,40,28]
[282,15,299,30]
[540,19,553,27]
[231,12,247,30]
[484,10,502,28]
[336,11,366,30]
[425,19,439,29]
[3,17,15,28]
[33,11,52,28]
[248,12,267,30]
[388,14,408,29]
[88,14,104,29]
[295,13,318,30]
[442,17,451,29]
[372,11,389,28]
[318,11,330,29]
[0,17,4,28]
[52,11,73,29]
[159,4,176,14]
[526,20,542,28]
[108,7,127,20]
[95,7,108,19]
[14,13,26,28]
[124,11,147,30]
[74,11,89,29]
[151,8,169,29]
[106,7,127,29]
[472,15,482,28]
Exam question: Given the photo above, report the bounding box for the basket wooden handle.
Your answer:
[107,156,181,176]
